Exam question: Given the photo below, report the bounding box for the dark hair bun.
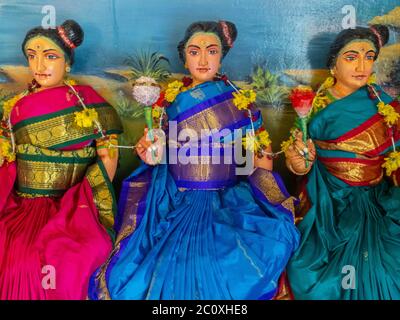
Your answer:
[61,19,84,48]
[370,24,389,46]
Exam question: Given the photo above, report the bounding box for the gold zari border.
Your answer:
[92,171,151,300]
[249,168,296,219]
[16,144,96,195]
[86,163,115,231]
[314,112,400,156]
[320,158,383,185]
[15,105,122,148]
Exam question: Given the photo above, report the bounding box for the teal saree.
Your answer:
[287,85,400,300]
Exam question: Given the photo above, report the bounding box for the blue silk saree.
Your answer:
[287,85,400,300]
[89,80,300,300]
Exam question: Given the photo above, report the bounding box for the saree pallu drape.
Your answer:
[287,85,400,300]
[89,80,300,300]
[0,85,123,300]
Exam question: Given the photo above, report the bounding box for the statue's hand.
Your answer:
[136,129,165,165]
[285,129,316,175]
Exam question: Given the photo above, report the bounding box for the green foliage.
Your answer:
[249,66,288,108]
[125,51,171,82]
[114,90,144,119]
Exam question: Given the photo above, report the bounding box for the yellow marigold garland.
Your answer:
[367,73,377,85]
[64,79,78,86]
[311,76,335,115]
[281,135,295,154]
[377,101,400,126]
[152,106,163,121]
[165,80,184,103]
[96,134,119,159]
[2,93,26,119]
[232,89,256,111]
[367,80,400,176]
[0,137,16,165]
[0,92,28,165]
[242,133,258,152]
[231,88,272,154]
[382,151,400,177]
[74,108,99,128]
[242,130,271,153]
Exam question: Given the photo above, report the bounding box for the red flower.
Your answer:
[367,85,382,101]
[289,87,316,118]
[182,76,193,88]
[152,92,166,108]
[214,73,229,85]
[367,86,378,100]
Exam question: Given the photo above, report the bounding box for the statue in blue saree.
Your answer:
[88,74,300,299]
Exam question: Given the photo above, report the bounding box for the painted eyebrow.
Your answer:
[206,44,219,49]
[342,49,377,55]
[187,45,201,49]
[26,48,59,54]
[43,49,59,53]
[342,50,360,55]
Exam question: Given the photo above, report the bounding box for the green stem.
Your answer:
[144,106,156,163]
[300,117,309,168]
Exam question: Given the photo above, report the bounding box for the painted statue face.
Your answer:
[332,40,376,94]
[185,33,222,87]
[25,37,67,89]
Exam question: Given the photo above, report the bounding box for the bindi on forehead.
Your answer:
[187,33,221,49]
[342,41,375,52]
[190,39,218,47]
[27,37,62,53]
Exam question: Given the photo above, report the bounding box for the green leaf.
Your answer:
[125,50,171,82]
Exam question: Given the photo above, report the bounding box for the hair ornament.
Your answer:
[57,26,76,49]
[219,21,233,48]
[370,26,383,49]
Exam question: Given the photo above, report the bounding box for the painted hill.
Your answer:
[369,6,400,29]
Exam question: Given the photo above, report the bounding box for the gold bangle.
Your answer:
[288,163,311,176]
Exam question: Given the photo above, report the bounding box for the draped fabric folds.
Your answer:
[0,85,123,300]
[287,85,400,300]
[89,80,300,300]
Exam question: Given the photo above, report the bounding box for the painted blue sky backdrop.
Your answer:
[0,0,398,80]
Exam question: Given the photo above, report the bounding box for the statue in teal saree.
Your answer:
[285,25,400,299]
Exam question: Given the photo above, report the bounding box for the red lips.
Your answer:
[196,68,210,73]
[352,75,367,80]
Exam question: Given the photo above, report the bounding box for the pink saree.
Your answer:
[0,85,123,299]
